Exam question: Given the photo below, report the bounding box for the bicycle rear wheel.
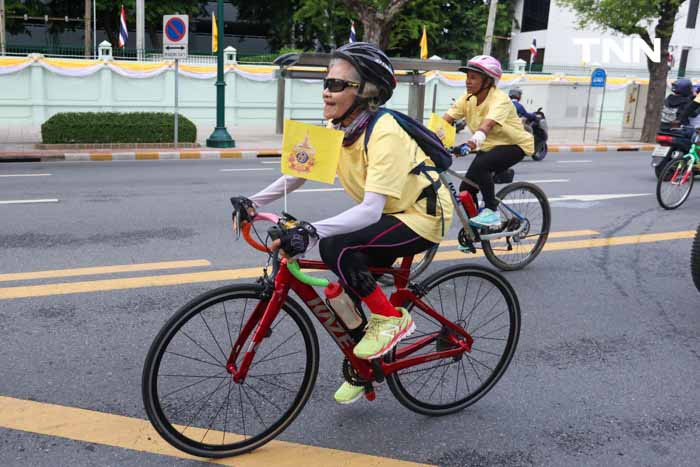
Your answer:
[377,244,439,286]
[386,264,520,416]
[142,284,319,458]
[482,181,551,271]
[656,158,695,210]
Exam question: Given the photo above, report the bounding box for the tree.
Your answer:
[556,0,685,142]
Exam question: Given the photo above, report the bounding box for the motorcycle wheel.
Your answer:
[532,143,548,161]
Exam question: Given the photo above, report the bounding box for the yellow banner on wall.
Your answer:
[427,113,456,148]
[281,120,343,184]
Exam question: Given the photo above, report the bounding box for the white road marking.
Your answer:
[260,161,280,164]
[0,174,52,178]
[220,168,275,172]
[0,199,59,205]
[505,193,651,204]
[557,160,592,164]
[523,179,569,183]
[296,188,345,193]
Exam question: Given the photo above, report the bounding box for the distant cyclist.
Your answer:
[231,42,452,405]
[443,55,534,228]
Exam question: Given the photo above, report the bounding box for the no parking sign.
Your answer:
[163,15,188,59]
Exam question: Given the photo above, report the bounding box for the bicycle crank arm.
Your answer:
[479,223,527,241]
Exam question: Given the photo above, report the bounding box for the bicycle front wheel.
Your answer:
[386,264,520,416]
[656,158,695,210]
[142,284,319,458]
[482,181,551,271]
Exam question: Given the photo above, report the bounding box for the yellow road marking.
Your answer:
[433,230,695,262]
[0,260,211,283]
[0,395,431,467]
[438,229,598,248]
[0,231,694,300]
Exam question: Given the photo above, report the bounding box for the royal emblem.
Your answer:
[287,132,316,173]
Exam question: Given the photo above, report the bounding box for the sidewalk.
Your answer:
[0,125,653,162]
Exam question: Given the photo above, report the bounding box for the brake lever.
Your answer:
[234,210,242,240]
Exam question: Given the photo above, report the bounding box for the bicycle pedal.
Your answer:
[364,385,376,401]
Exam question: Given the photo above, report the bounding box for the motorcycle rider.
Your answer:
[508,87,537,122]
[663,78,697,130]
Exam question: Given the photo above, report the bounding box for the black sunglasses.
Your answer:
[323,78,361,92]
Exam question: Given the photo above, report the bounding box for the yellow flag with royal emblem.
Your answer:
[281,120,343,184]
[427,113,456,148]
[212,14,218,53]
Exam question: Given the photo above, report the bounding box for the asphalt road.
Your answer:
[1,150,699,467]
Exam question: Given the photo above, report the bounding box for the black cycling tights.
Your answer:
[319,215,435,300]
[459,145,526,210]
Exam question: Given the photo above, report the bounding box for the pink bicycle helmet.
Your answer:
[459,55,503,81]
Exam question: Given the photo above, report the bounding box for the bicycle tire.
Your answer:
[377,244,439,286]
[482,181,551,271]
[386,264,520,416]
[656,158,695,210]
[142,283,319,458]
[692,224,700,292]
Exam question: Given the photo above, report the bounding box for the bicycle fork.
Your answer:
[226,277,288,384]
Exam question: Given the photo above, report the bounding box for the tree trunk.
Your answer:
[640,1,678,143]
[359,15,393,49]
[344,0,410,49]
[641,58,669,142]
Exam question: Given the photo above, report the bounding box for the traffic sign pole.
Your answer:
[175,59,179,147]
[206,0,235,148]
[596,84,606,144]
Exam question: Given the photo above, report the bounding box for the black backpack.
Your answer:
[363,108,453,233]
[363,108,453,173]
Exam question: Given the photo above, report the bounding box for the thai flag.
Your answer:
[530,38,537,59]
[118,5,128,48]
[349,21,356,43]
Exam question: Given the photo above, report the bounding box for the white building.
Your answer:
[509,0,700,76]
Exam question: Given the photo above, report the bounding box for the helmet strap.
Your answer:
[467,76,492,102]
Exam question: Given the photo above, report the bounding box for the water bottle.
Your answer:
[324,282,363,330]
[459,191,478,218]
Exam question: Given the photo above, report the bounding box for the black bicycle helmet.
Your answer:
[672,78,693,97]
[508,87,523,100]
[331,42,397,105]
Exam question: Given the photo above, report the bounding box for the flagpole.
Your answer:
[92,0,96,58]
[206,0,235,148]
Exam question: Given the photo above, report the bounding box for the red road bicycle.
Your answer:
[142,211,521,458]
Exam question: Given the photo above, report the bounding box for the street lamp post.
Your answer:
[206,0,235,148]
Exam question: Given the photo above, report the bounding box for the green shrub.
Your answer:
[41,112,197,144]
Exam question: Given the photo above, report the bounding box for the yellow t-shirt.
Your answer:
[446,87,535,155]
[335,114,453,244]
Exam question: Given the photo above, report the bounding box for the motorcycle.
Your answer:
[652,126,695,178]
[529,108,548,161]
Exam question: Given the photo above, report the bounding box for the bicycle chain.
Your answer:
[342,358,371,387]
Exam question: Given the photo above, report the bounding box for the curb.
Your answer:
[548,144,655,153]
[0,149,281,162]
[0,144,656,162]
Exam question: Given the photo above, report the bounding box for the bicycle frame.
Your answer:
[438,168,529,243]
[225,257,474,387]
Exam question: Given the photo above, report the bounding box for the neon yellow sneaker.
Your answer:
[353,308,415,360]
[334,382,364,404]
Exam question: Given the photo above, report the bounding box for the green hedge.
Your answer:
[41,112,197,144]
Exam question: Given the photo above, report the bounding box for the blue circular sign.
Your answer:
[165,18,186,42]
[591,68,607,88]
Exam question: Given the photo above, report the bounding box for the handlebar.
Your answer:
[238,211,329,287]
